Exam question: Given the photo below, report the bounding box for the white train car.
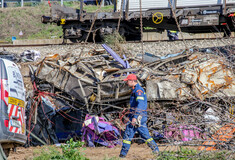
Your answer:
[118,0,235,35]
[121,0,235,11]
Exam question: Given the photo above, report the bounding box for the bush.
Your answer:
[33,139,88,160]
[61,138,88,160]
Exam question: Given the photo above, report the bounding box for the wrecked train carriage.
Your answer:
[26,53,136,145]
[33,54,139,115]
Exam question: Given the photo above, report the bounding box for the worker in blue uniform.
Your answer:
[167,30,179,41]
[119,74,159,158]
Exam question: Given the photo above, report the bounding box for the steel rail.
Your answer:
[0,37,234,48]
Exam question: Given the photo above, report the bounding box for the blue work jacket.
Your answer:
[129,83,148,119]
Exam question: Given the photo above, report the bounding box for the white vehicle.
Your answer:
[0,58,26,159]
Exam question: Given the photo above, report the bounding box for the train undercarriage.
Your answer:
[42,2,235,42]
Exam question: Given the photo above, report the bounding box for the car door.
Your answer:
[6,61,26,135]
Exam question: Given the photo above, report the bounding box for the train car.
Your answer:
[42,0,235,42]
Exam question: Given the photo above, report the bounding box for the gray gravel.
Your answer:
[1,39,234,59]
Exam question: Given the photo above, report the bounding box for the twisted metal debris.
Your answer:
[27,44,235,158]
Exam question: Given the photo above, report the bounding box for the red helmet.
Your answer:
[123,74,137,81]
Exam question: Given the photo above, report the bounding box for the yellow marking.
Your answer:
[8,97,24,108]
[123,140,131,144]
[22,123,25,134]
[169,30,177,33]
[61,19,66,25]
[136,97,144,100]
[152,12,164,24]
[146,138,153,144]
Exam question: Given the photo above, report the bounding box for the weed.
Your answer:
[61,138,88,160]
[103,156,120,160]
[155,148,233,160]
[33,146,63,160]
[103,31,125,46]
[33,139,88,160]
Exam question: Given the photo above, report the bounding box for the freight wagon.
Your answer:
[42,0,235,42]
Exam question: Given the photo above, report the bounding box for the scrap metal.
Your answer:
[25,45,235,151]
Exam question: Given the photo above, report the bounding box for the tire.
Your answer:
[0,144,7,160]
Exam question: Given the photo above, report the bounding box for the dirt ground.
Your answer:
[8,143,199,160]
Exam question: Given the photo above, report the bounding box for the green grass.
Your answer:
[0,3,59,41]
[29,145,235,160]
[156,148,235,160]
[33,139,88,160]
[0,2,113,42]
[33,146,63,160]
[84,4,114,12]
[63,1,80,8]
[63,1,114,12]
[103,156,120,160]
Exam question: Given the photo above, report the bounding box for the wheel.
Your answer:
[0,144,7,160]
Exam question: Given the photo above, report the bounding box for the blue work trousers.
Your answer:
[120,117,159,156]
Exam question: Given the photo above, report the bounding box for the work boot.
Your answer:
[152,150,160,156]
[119,154,126,158]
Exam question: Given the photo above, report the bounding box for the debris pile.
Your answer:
[0,50,41,62]
[21,50,40,62]
[146,52,235,100]
[198,121,235,151]
[26,95,59,146]
[22,44,234,149]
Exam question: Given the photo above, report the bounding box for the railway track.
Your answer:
[0,37,234,48]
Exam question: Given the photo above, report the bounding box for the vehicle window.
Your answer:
[7,66,25,102]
